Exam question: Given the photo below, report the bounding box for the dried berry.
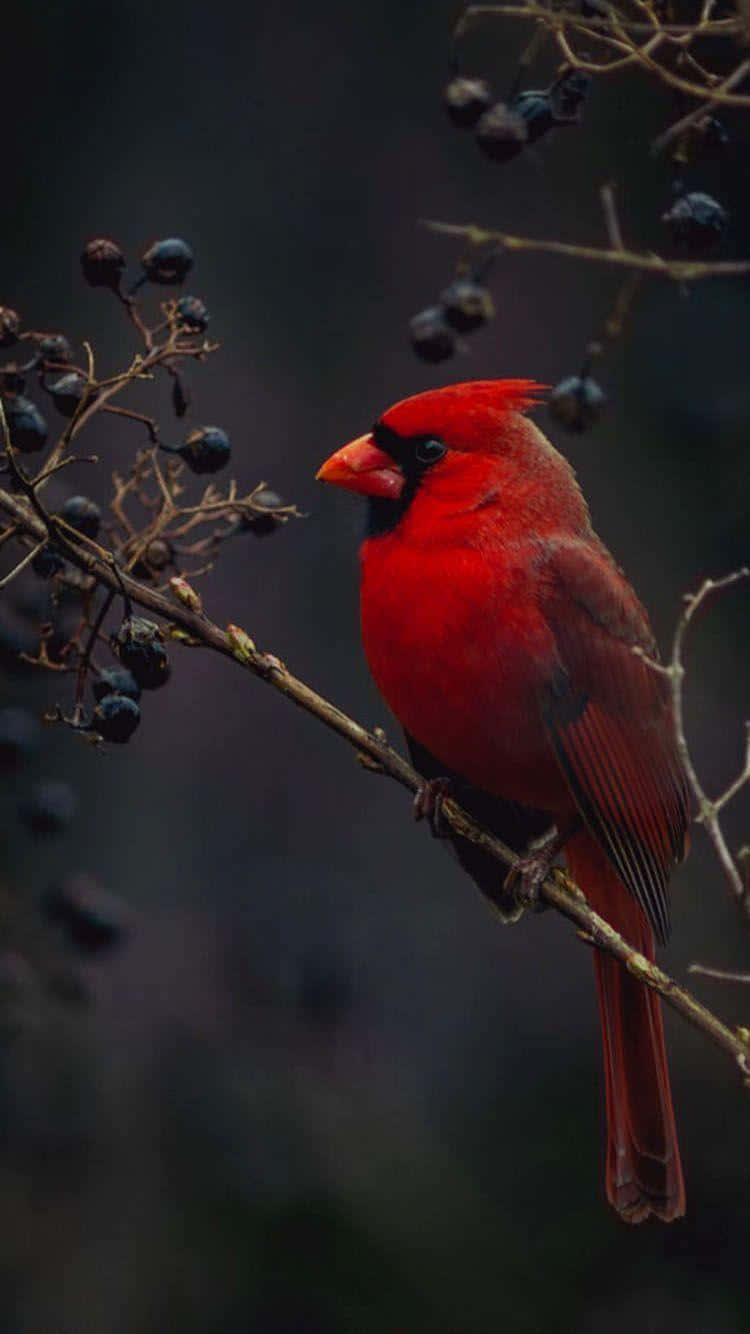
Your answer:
[93,693,141,743]
[60,495,101,540]
[548,375,606,432]
[475,103,527,162]
[0,707,39,772]
[699,115,729,154]
[409,307,456,363]
[439,278,494,333]
[19,780,77,835]
[141,237,194,285]
[92,667,141,704]
[114,617,171,689]
[176,295,209,332]
[443,75,493,128]
[511,90,555,143]
[81,237,126,289]
[0,308,20,348]
[176,425,231,474]
[3,396,48,452]
[46,372,87,418]
[41,874,129,952]
[243,488,286,536]
[663,191,728,250]
[37,333,73,365]
[31,546,66,578]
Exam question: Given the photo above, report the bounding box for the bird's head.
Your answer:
[317,380,584,539]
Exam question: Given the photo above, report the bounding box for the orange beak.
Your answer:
[316,433,404,500]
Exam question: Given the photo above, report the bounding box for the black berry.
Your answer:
[550,69,590,123]
[41,874,129,953]
[141,238,194,285]
[60,495,101,540]
[92,667,141,704]
[443,75,493,128]
[0,308,20,348]
[0,364,26,395]
[114,617,171,690]
[46,372,87,418]
[439,278,494,333]
[31,546,66,578]
[37,333,74,365]
[409,307,456,363]
[663,191,728,250]
[177,426,231,474]
[93,693,141,743]
[475,103,527,162]
[0,707,39,772]
[511,90,555,143]
[176,295,209,332]
[3,396,48,452]
[548,375,606,432]
[243,488,286,536]
[81,238,126,289]
[19,780,77,835]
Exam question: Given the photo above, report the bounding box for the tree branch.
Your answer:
[0,482,747,1083]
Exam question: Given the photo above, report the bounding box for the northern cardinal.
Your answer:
[317,380,688,1222]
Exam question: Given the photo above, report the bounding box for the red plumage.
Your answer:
[318,380,689,1222]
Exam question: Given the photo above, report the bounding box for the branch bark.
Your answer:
[0,483,748,1084]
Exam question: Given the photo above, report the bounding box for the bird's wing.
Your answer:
[538,537,689,944]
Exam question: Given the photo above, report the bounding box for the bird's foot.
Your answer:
[504,823,576,913]
[413,777,452,838]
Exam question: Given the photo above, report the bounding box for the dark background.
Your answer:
[0,2,748,1331]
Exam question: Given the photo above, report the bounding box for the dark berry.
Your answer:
[19,780,77,835]
[93,693,141,743]
[178,425,230,474]
[700,115,729,154]
[548,375,606,432]
[176,295,209,332]
[550,69,590,123]
[60,495,101,540]
[475,103,527,162]
[131,536,174,579]
[81,237,126,289]
[31,546,66,578]
[0,308,20,348]
[409,307,456,363]
[443,75,493,129]
[439,278,494,333]
[0,707,39,772]
[41,874,129,953]
[114,616,171,689]
[3,396,48,452]
[141,238,194,285]
[0,364,26,395]
[47,372,87,418]
[37,333,74,365]
[243,488,286,536]
[663,191,728,250]
[92,667,141,704]
[511,90,555,143]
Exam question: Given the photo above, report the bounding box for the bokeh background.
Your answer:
[0,1,748,1331]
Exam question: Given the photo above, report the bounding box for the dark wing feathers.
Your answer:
[540,538,689,945]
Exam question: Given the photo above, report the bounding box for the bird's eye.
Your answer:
[414,437,446,465]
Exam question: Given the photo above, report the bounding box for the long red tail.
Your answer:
[566,832,685,1223]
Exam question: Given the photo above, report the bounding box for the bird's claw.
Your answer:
[504,852,552,913]
[413,777,452,838]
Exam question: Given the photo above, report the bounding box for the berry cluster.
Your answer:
[410,265,495,363]
[443,67,590,163]
[0,234,301,750]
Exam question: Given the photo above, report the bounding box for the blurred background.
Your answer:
[0,1,748,1330]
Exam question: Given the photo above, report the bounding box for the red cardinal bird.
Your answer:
[317,380,688,1223]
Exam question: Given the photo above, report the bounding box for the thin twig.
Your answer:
[421,221,750,281]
